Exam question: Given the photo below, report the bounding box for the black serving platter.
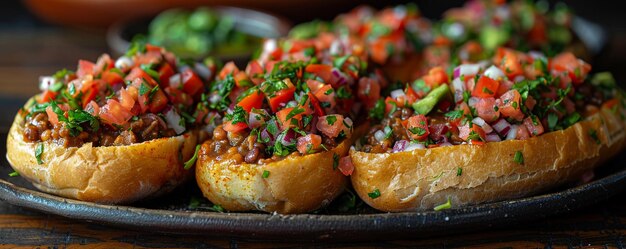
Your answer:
[1,129,626,241]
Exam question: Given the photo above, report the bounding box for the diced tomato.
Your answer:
[384,96,400,114]
[125,68,158,86]
[525,95,537,111]
[288,39,315,53]
[475,97,500,122]
[38,90,57,103]
[245,60,265,85]
[550,52,591,84]
[218,62,239,80]
[237,90,264,112]
[429,123,449,141]
[118,87,135,111]
[472,75,499,98]
[602,98,619,111]
[223,121,248,133]
[516,124,530,140]
[193,105,209,125]
[76,60,95,78]
[181,69,204,96]
[134,51,162,65]
[101,70,124,86]
[523,116,544,137]
[305,64,333,84]
[45,106,60,126]
[276,107,303,130]
[85,101,100,116]
[406,114,430,141]
[94,54,114,75]
[148,89,168,113]
[370,38,392,64]
[145,44,163,52]
[316,114,345,138]
[404,84,419,104]
[99,99,133,125]
[307,92,325,116]
[459,123,486,142]
[357,77,381,109]
[338,156,354,176]
[296,134,322,154]
[306,79,325,93]
[233,71,253,88]
[267,82,296,113]
[494,79,513,98]
[158,63,175,87]
[314,84,336,111]
[80,83,99,109]
[494,48,524,79]
[498,90,524,121]
[422,67,449,88]
[164,86,192,107]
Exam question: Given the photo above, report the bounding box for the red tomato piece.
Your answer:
[218,62,239,80]
[158,63,175,87]
[406,114,430,141]
[237,90,264,112]
[472,76,500,98]
[38,90,57,103]
[45,106,60,126]
[296,134,322,154]
[76,60,95,78]
[267,87,295,113]
[314,84,337,112]
[276,107,303,130]
[422,66,449,88]
[494,48,524,80]
[181,69,204,96]
[99,99,133,126]
[475,97,500,122]
[357,77,381,109]
[125,68,158,86]
[550,52,591,84]
[338,156,354,176]
[523,116,544,137]
[223,121,248,133]
[498,89,524,121]
[316,114,345,138]
[101,70,124,86]
[305,64,333,84]
[245,60,265,85]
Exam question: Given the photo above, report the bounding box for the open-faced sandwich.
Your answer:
[349,49,626,212]
[6,43,218,204]
[194,31,389,213]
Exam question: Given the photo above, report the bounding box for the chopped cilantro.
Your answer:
[225,106,248,125]
[368,189,381,199]
[457,167,462,176]
[434,198,452,211]
[514,151,524,165]
[589,129,601,145]
[8,171,19,177]
[333,153,340,170]
[409,127,426,136]
[326,115,337,125]
[35,143,44,165]
[369,99,386,120]
[184,145,201,170]
[262,170,270,178]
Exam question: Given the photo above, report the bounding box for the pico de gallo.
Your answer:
[20,42,217,147]
[202,42,387,169]
[358,47,623,153]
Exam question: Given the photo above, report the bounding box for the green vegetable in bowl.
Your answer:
[147,7,259,58]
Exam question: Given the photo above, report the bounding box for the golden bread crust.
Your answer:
[350,108,626,212]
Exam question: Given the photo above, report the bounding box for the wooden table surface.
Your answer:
[2,26,626,248]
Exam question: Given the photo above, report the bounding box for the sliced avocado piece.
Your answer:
[412,84,452,115]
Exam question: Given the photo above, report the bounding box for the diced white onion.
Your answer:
[390,89,406,99]
[484,65,505,80]
[472,117,493,134]
[454,64,481,79]
[439,142,453,147]
[468,97,479,107]
[374,130,386,142]
[506,125,519,140]
[405,142,425,151]
[164,107,186,135]
[169,73,182,88]
[485,133,502,142]
[514,75,525,83]
[194,62,212,81]
[492,118,511,136]
[39,76,55,91]
[115,56,134,71]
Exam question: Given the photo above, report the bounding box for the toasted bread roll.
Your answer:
[6,111,198,204]
[350,108,626,212]
[196,125,367,214]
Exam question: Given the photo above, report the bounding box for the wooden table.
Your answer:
[1,27,626,248]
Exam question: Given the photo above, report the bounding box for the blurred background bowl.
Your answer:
[106,6,291,64]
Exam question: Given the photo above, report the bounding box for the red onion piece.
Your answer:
[392,140,408,153]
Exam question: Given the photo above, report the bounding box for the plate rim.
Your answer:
[1,164,625,241]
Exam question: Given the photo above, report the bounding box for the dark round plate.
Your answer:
[1,131,626,241]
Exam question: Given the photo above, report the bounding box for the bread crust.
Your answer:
[350,107,626,212]
[6,109,198,204]
[195,125,367,214]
